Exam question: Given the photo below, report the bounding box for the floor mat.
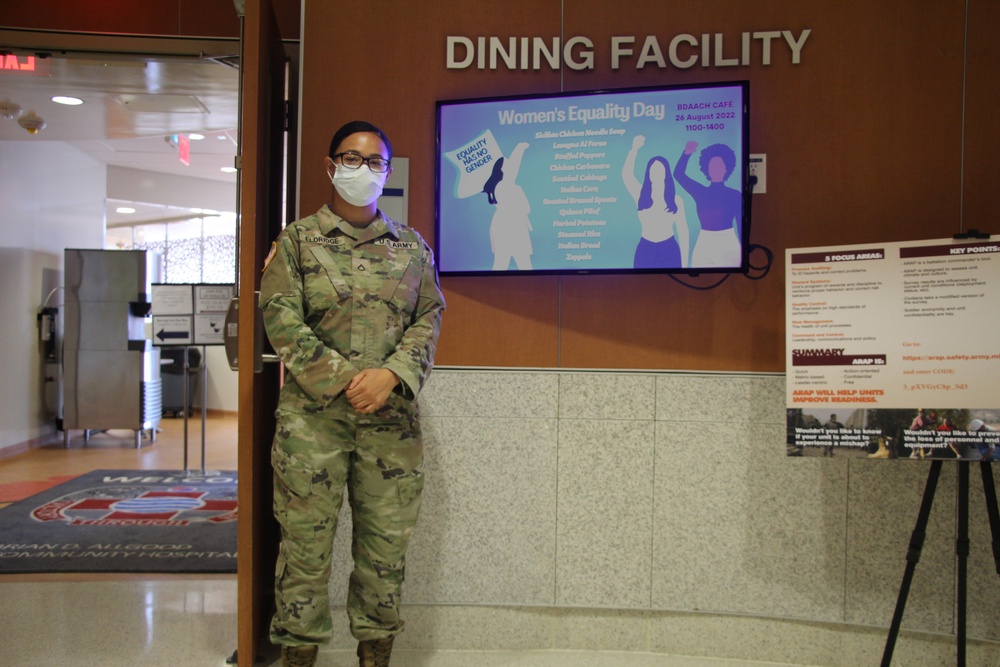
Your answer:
[0,469,237,574]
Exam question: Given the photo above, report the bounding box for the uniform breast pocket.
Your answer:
[304,246,351,313]
[380,256,421,317]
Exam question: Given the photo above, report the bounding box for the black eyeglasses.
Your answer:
[333,151,391,173]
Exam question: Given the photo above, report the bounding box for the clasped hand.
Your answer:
[345,368,399,414]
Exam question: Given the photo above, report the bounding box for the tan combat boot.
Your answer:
[281,644,318,667]
[357,637,394,667]
[867,436,891,459]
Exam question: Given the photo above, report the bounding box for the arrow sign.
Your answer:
[157,329,189,341]
[152,315,193,345]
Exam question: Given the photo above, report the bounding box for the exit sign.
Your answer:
[0,54,52,76]
[178,134,190,165]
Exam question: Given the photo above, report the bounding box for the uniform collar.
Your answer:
[317,204,401,243]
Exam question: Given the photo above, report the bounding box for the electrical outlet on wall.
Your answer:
[749,153,766,194]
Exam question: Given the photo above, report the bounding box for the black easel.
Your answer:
[880,460,1000,666]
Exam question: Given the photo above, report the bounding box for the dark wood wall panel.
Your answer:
[302,0,984,373]
[0,0,300,40]
[0,1,239,37]
[437,276,561,367]
[963,0,1000,232]
[557,271,784,371]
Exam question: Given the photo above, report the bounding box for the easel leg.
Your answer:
[881,460,943,667]
[956,462,969,667]
[980,462,1000,576]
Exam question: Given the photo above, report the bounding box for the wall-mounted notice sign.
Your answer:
[195,285,235,314]
[150,284,194,315]
[151,284,235,346]
[785,237,1000,460]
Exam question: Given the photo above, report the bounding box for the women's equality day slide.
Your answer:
[437,83,746,273]
[785,236,1000,458]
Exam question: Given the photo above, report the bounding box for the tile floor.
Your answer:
[0,578,808,667]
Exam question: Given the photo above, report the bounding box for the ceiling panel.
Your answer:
[0,52,239,184]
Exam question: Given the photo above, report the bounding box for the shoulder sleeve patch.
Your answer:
[262,241,277,272]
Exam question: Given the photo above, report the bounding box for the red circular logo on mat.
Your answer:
[31,478,238,527]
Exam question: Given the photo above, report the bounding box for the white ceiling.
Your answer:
[0,50,239,228]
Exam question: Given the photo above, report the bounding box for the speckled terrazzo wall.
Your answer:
[321,368,1000,660]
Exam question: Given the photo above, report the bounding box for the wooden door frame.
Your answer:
[236,0,288,663]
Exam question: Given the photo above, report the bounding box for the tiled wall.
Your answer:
[324,368,1000,653]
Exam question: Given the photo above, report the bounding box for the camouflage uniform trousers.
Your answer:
[269,408,424,647]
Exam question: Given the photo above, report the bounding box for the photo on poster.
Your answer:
[786,407,999,460]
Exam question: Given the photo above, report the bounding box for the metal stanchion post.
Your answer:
[182,346,190,474]
[200,345,208,474]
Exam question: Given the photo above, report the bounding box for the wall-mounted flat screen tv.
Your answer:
[435,80,750,276]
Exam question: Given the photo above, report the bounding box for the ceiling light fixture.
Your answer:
[116,207,137,214]
[17,111,46,134]
[188,133,205,140]
[52,95,83,106]
[0,100,23,119]
[220,166,237,173]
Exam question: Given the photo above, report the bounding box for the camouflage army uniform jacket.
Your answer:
[260,205,445,422]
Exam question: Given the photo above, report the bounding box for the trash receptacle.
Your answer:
[160,347,201,417]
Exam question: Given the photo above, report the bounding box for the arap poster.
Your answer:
[785,236,1000,460]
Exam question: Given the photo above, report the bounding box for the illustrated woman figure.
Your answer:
[484,142,533,270]
[674,141,742,268]
[621,135,689,268]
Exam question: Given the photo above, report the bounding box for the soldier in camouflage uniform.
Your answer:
[260,121,445,667]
